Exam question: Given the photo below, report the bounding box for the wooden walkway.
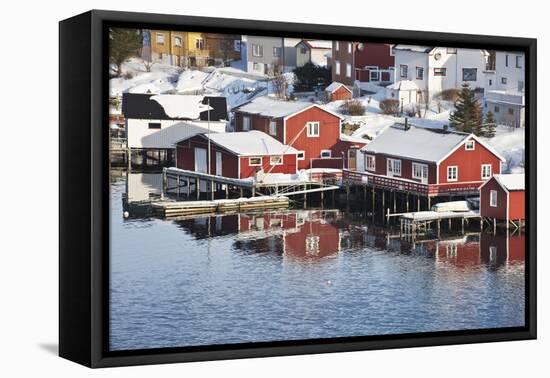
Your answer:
[152,196,289,218]
[390,210,482,238]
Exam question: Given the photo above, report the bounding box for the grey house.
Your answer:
[246,36,297,75]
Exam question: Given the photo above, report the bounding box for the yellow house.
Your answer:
[150,30,241,67]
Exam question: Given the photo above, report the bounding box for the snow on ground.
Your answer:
[109,58,181,97]
[175,69,210,93]
[482,126,525,173]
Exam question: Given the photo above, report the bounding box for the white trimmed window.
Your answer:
[156,33,165,44]
[412,162,428,180]
[335,41,339,51]
[252,44,263,57]
[297,151,305,160]
[365,154,376,171]
[174,36,182,47]
[490,190,498,207]
[273,47,282,57]
[249,157,262,166]
[270,155,283,165]
[335,61,341,75]
[387,158,402,176]
[447,166,458,182]
[242,115,251,131]
[346,63,352,78]
[320,150,332,158]
[465,140,475,150]
[269,120,277,136]
[195,38,204,49]
[306,121,320,137]
[400,64,408,78]
[481,164,492,180]
[347,42,352,53]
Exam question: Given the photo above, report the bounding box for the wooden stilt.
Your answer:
[406,193,409,212]
[176,176,181,197]
[461,218,465,233]
[417,195,420,212]
[225,185,229,199]
[186,177,190,197]
[211,180,215,200]
[427,196,431,211]
[493,218,496,234]
[393,191,396,214]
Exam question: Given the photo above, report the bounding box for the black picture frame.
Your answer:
[59,9,537,368]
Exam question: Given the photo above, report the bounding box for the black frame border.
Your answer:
[59,9,537,368]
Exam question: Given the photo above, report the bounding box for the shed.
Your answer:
[176,130,299,179]
[325,82,353,101]
[479,173,525,223]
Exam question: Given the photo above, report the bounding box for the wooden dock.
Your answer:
[391,210,482,238]
[152,196,290,218]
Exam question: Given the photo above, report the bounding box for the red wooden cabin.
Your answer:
[479,174,525,223]
[346,123,505,197]
[233,96,364,170]
[175,130,298,179]
[324,82,353,101]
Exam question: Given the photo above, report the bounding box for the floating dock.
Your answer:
[152,196,290,218]
[390,210,482,238]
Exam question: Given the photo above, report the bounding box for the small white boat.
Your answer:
[430,200,470,213]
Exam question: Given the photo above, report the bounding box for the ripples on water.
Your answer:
[110,173,525,351]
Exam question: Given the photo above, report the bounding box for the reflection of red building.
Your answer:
[480,233,525,264]
[436,237,481,267]
[237,211,344,260]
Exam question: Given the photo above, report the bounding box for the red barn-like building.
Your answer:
[175,130,299,179]
[479,174,525,224]
[233,97,365,170]
[353,123,505,197]
[325,82,353,101]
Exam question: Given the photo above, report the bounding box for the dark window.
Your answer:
[148,122,161,129]
[462,68,477,81]
[508,107,514,115]
[400,64,408,78]
[516,55,522,68]
[416,67,424,80]
[505,54,509,67]
[501,77,507,84]
[494,106,500,113]
[434,68,446,76]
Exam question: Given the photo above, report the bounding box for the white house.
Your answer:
[295,40,332,67]
[391,45,489,104]
[122,93,228,150]
[483,51,525,127]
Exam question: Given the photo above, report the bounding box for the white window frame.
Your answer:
[416,66,424,80]
[273,47,282,58]
[400,64,408,78]
[306,121,320,137]
[387,158,402,177]
[195,38,204,50]
[369,70,379,82]
[490,190,498,207]
[481,164,492,180]
[270,155,283,165]
[296,151,305,161]
[335,61,341,75]
[242,115,251,131]
[347,42,352,54]
[447,166,458,182]
[346,63,352,78]
[156,33,165,44]
[365,154,376,172]
[465,140,475,150]
[249,156,262,166]
[252,44,263,57]
[335,41,339,51]
[320,150,332,158]
[173,36,182,47]
[412,162,428,181]
[269,120,277,136]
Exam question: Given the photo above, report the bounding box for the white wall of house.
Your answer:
[126,119,227,149]
[394,50,428,95]
[494,51,525,92]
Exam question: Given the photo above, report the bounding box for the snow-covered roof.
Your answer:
[298,40,332,49]
[392,45,434,53]
[361,124,471,163]
[493,174,525,191]
[325,81,351,93]
[197,130,299,156]
[233,96,342,119]
[387,80,419,91]
[151,95,212,119]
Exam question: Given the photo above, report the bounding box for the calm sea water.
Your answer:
[109,172,525,351]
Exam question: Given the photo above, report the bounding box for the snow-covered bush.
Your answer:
[380,99,400,115]
[339,100,365,116]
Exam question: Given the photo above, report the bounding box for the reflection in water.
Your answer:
[110,172,525,351]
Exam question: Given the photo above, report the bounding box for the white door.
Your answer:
[194,148,207,173]
[216,151,222,176]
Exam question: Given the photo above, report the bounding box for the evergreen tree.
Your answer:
[482,111,497,138]
[449,83,483,135]
[109,28,142,77]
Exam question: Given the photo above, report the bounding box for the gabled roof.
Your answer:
[325,81,352,93]
[122,93,227,121]
[188,130,299,156]
[492,174,525,191]
[296,39,332,49]
[233,96,343,120]
[361,124,504,163]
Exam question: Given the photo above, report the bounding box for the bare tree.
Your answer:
[271,64,288,99]
[141,58,155,72]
